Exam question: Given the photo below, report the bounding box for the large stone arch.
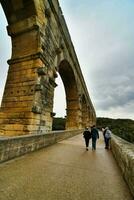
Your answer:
[58,59,81,129]
[0,0,96,136]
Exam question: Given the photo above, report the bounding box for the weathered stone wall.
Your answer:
[111,135,134,196]
[0,0,96,136]
[0,129,83,163]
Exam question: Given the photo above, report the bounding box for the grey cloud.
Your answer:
[93,73,134,110]
[60,0,134,119]
[86,40,134,114]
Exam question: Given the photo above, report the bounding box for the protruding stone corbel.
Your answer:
[53,67,58,78]
[50,112,56,117]
[42,100,47,105]
[32,105,42,114]
[49,77,57,88]
[60,43,64,50]
[45,8,51,18]
[55,48,62,55]
[37,67,47,75]
[53,72,58,78]
[35,84,44,91]
[78,94,82,103]
[40,120,46,126]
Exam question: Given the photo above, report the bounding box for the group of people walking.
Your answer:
[83,125,111,151]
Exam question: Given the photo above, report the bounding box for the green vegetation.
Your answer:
[97,117,134,143]
[52,117,66,130]
[52,117,134,143]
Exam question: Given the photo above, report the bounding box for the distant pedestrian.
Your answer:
[104,127,112,149]
[91,125,99,150]
[83,127,92,151]
[102,127,107,148]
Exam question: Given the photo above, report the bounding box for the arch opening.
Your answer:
[55,60,81,130]
[52,74,66,130]
[0,5,11,106]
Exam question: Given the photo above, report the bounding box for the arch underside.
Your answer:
[1,0,36,25]
[58,60,81,129]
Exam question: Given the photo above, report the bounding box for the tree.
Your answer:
[52,117,66,130]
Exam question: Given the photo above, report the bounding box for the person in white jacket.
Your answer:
[104,127,112,149]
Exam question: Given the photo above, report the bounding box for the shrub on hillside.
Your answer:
[52,117,66,130]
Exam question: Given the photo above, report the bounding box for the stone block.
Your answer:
[34,84,44,91]
[37,67,47,75]
[32,105,42,114]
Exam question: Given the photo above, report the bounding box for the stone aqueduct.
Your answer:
[0,0,96,136]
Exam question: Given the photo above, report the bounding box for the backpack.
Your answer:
[105,130,111,139]
[83,130,91,139]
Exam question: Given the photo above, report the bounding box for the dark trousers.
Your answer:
[105,138,110,149]
[92,138,97,150]
[85,138,90,147]
[104,136,107,147]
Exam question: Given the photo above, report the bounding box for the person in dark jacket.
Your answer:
[83,127,91,151]
[91,125,99,150]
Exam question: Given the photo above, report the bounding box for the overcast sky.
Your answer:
[0,1,134,119]
[0,5,11,105]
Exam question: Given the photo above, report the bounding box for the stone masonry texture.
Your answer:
[111,135,134,196]
[0,0,96,136]
[0,129,82,163]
